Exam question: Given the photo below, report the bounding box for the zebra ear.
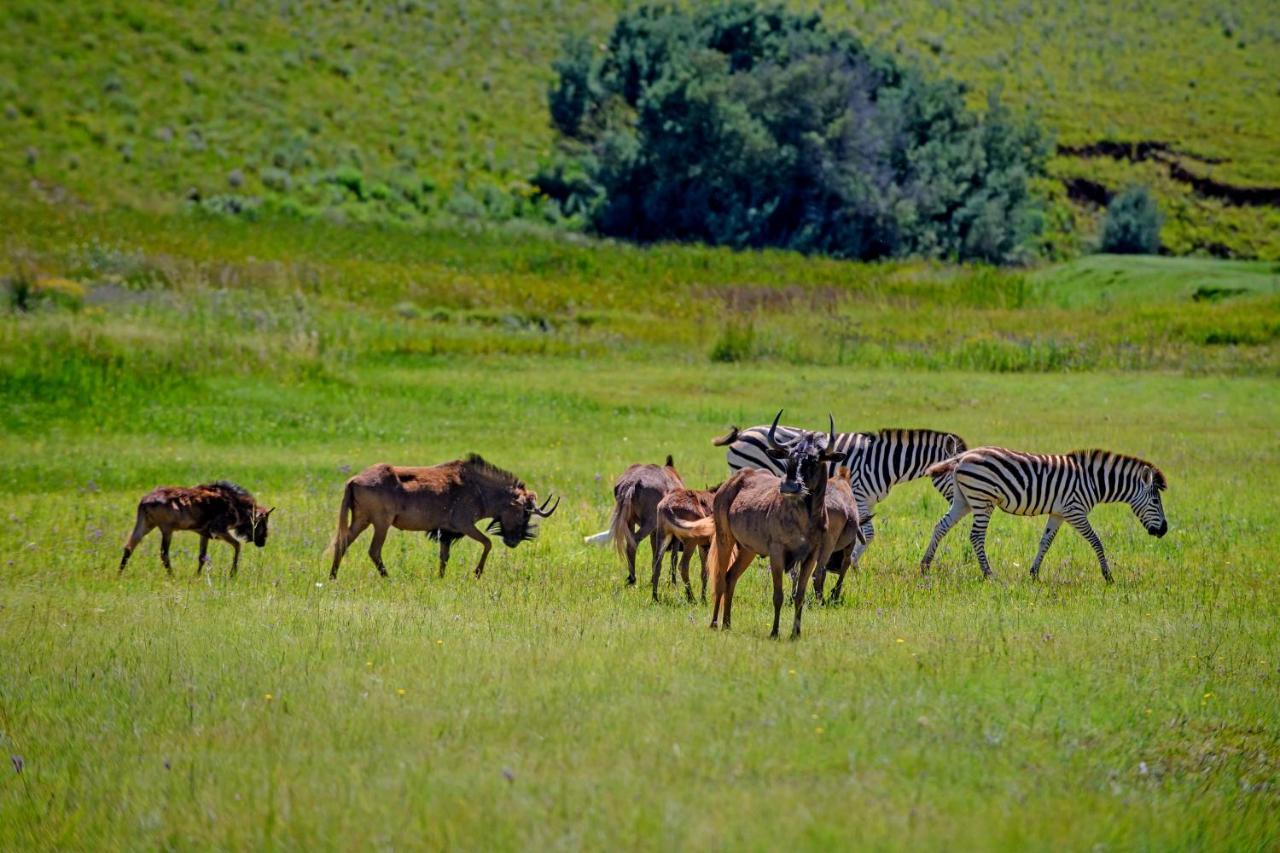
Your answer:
[1140,467,1154,488]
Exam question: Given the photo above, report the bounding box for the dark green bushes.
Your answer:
[539,2,1049,263]
[1100,186,1163,254]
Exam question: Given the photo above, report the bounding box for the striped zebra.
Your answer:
[713,423,966,568]
[919,447,1168,581]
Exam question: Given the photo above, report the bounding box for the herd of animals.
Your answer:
[117,411,1169,639]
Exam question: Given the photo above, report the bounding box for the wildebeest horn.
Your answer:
[828,414,836,449]
[767,409,788,450]
[532,494,560,517]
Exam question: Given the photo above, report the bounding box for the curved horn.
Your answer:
[828,413,836,449]
[532,494,560,517]
[767,409,787,450]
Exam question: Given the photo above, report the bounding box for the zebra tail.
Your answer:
[710,426,741,446]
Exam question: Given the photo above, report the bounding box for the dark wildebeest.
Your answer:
[653,483,720,603]
[119,481,273,576]
[703,411,845,638]
[328,454,558,579]
[605,455,685,588]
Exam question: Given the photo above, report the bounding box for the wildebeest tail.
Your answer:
[609,483,638,561]
[710,426,741,446]
[329,480,355,554]
[707,475,749,603]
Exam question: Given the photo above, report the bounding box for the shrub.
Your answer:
[1099,186,1162,254]
[539,1,1048,264]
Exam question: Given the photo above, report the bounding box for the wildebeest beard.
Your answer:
[486,518,539,546]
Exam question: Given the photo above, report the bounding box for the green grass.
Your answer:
[2,356,1279,848]
[3,195,1280,846]
[2,0,1278,257]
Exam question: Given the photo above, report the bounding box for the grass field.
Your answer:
[3,198,1280,847]
[2,0,1278,257]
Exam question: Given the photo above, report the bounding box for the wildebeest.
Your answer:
[604,455,685,587]
[703,412,845,638]
[328,454,558,579]
[652,483,720,603]
[119,481,273,576]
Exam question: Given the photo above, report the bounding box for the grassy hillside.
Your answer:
[2,0,1278,258]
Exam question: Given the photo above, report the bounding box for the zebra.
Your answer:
[713,423,966,593]
[919,447,1168,582]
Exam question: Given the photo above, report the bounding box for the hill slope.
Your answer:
[2,0,1278,257]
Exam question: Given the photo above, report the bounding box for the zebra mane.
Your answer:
[462,453,526,490]
[870,428,963,443]
[1068,450,1166,490]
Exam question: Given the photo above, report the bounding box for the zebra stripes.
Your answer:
[717,424,965,565]
[919,447,1168,581]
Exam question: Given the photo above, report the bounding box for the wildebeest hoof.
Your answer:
[625,576,636,586]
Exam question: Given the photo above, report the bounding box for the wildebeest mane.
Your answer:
[199,480,255,504]
[462,453,525,490]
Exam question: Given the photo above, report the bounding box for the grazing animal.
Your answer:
[119,481,273,576]
[810,468,868,603]
[919,447,1168,582]
[704,412,844,638]
[653,483,720,602]
[605,455,685,587]
[714,424,965,573]
[328,454,558,579]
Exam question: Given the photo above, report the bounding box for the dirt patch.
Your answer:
[1057,140,1280,208]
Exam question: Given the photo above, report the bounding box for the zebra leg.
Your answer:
[920,496,970,573]
[848,500,875,566]
[968,506,995,578]
[1066,512,1112,583]
[1028,515,1064,579]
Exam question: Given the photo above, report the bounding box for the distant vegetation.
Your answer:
[540,3,1047,263]
[1,0,1277,259]
[1100,186,1163,255]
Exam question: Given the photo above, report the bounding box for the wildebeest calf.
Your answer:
[653,484,719,603]
[606,455,685,587]
[119,481,273,576]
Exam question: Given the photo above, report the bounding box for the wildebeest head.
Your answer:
[488,489,560,548]
[237,506,275,547]
[765,410,843,498]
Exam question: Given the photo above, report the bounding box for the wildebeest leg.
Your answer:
[649,529,670,601]
[698,544,709,604]
[669,542,679,585]
[119,510,153,575]
[920,493,971,574]
[367,523,391,577]
[329,517,369,580]
[677,545,695,603]
[829,547,854,601]
[213,530,241,577]
[159,528,174,575]
[461,523,493,578]
[792,552,819,639]
[719,548,755,631]
[197,534,210,575]
[626,520,654,586]
[768,549,787,639]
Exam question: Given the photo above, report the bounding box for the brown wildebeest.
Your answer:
[606,455,685,587]
[704,411,844,638]
[328,454,558,579]
[119,481,273,576]
[810,468,868,603]
[653,484,720,603]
